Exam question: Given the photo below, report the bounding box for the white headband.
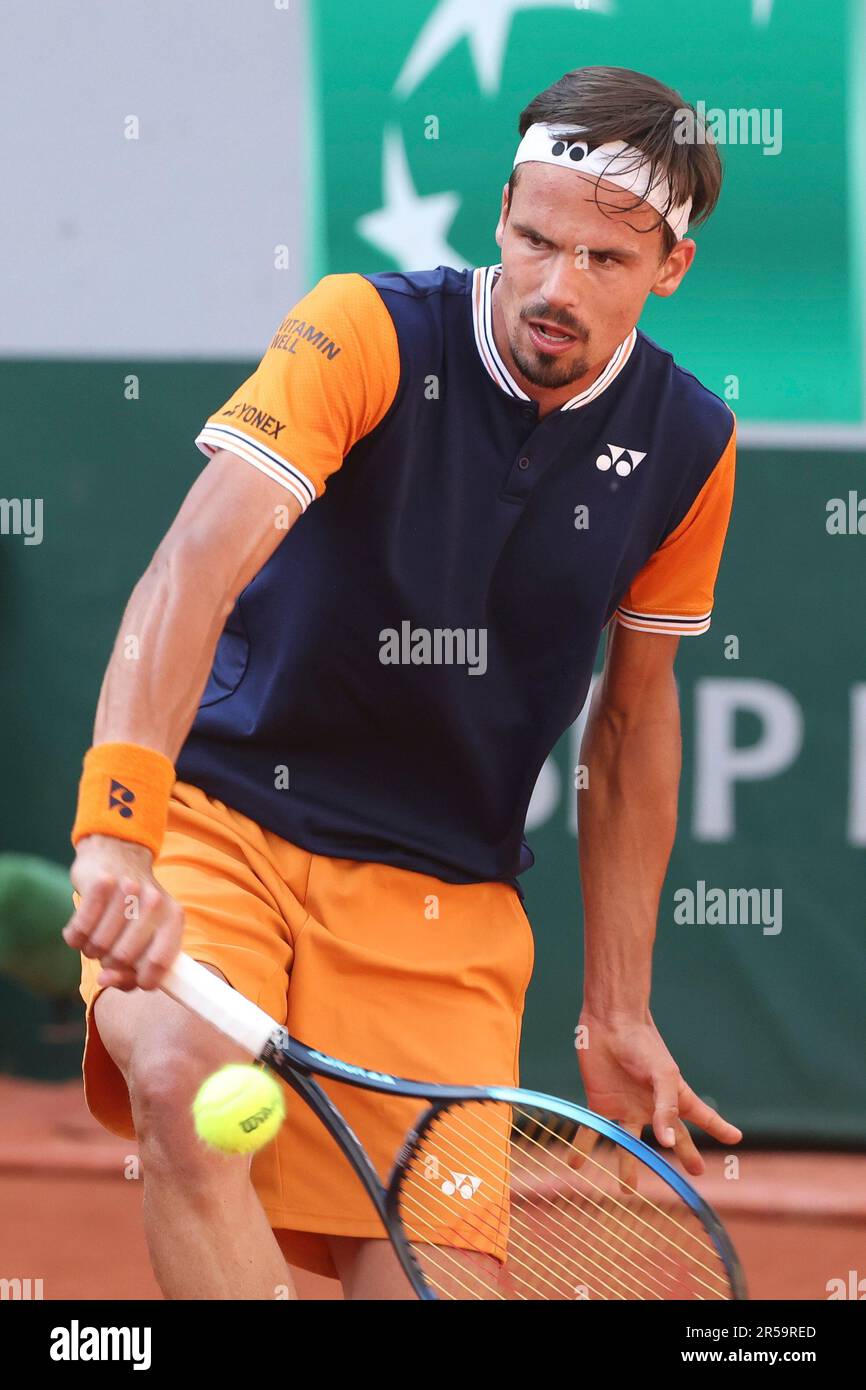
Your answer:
[513,122,692,240]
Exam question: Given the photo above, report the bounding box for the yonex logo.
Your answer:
[108,779,135,818]
[549,136,597,164]
[595,444,647,477]
[221,401,286,440]
[435,1169,482,1200]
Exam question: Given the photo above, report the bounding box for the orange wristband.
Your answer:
[71,742,176,858]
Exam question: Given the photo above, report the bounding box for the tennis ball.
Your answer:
[193,1064,285,1154]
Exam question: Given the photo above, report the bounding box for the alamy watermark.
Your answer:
[50,1321,151,1370]
[674,101,782,156]
[826,491,866,535]
[826,1270,865,1299]
[0,498,43,545]
[673,880,782,935]
[379,621,487,675]
[1,1276,44,1299]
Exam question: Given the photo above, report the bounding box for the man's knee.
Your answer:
[94,962,246,1085]
[127,1043,262,1196]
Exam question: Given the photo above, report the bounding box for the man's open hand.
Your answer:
[575,1010,742,1185]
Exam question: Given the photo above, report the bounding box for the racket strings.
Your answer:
[398,1123,661,1301]
[410,1103,724,1297]
[398,1188,630,1300]
[459,1102,729,1290]
[399,1121,677,1300]
[399,1163,601,1300]
[509,1107,729,1293]
[395,1100,733,1300]
[401,1155,717,1302]
[512,1104,725,1267]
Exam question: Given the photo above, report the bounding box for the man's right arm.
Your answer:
[66,271,401,990]
[63,448,302,990]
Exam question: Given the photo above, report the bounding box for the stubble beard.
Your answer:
[510,332,592,390]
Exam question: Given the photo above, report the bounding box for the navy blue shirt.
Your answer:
[179,265,736,885]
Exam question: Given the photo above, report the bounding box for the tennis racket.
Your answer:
[161,952,746,1301]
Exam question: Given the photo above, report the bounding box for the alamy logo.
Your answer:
[826,1270,866,1299]
[0,497,43,545]
[673,880,782,935]
[49,1321,152,1370]
[379,621,487,675]
[0,1277,43,1299]
[595,445,646,477]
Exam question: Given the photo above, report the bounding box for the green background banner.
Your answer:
[312,0,865,433]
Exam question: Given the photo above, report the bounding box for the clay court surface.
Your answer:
[1,1078,863,1301]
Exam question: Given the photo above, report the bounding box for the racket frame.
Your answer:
[162,953,747,1300]
[261,1032,747,1300]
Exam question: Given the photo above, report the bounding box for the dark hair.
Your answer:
[507,66,723,259]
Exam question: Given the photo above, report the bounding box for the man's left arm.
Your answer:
[577,416,740,1175]
[577,620,742,1176]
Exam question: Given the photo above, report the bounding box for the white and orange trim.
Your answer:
[471,264,637,410]
[195,423,317,513]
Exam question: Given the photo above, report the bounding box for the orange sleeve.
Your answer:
[195,273,400,512]
[616,418,736,636]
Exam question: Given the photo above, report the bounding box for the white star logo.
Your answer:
[394,0,614,99]
[356,128,471,271]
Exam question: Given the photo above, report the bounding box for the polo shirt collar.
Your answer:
[471,264,637,412]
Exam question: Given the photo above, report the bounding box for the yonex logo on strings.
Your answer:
[596,445,647,477]
[440,1171,482,1200]
[108,779,135,818]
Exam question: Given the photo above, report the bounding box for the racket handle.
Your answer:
[160,952,276,1058]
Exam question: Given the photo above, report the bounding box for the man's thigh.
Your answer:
[93,963,248,1085]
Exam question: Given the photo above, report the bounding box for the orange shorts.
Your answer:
[78,780,535,1280]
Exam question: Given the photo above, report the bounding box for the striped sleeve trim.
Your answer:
[195,424,317,512]
[616,606,712,637]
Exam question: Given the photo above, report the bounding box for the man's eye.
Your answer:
[593,253,615,266]
[525,233,545,247]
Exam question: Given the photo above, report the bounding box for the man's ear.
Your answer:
[651,238,696,299]
[495,182,510,249]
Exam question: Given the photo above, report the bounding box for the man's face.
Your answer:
[494,163,695,395]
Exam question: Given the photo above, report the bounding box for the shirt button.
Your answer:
[518,456,530,470]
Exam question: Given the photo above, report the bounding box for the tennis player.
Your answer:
[65,65,742,1300]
